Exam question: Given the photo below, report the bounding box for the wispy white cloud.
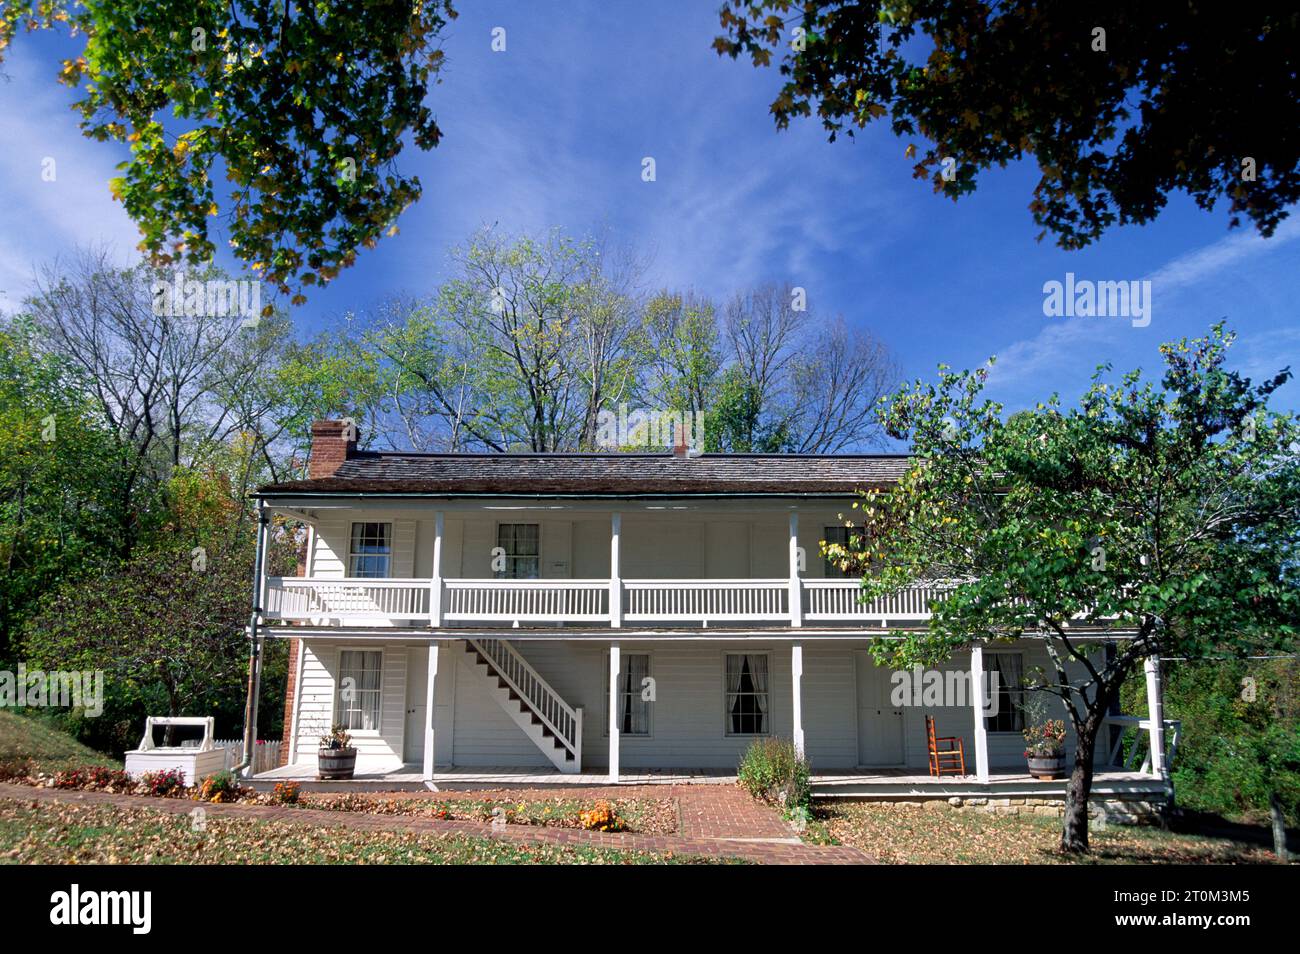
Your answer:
[0,46,140,309]
[985,218,1300,407]
[1144,215,1300,293]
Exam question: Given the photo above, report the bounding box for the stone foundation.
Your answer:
[859,792,1167,825]
[936,793,1167,825]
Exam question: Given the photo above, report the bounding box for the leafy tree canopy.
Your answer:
[2,1,457,304]
[826,323,1299,851]
[716,2,1300,247]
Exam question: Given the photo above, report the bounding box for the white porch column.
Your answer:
[788,511,802,627]
[429,510,444,627]
[422,641,440,782]
[970,643,990,782]
[1144,655,1166,778]
[791,642,805,759]
[609,512,623,628]
[608,642,621,782]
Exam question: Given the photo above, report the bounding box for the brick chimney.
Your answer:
[672,420,690,459]
[309,419,358,478]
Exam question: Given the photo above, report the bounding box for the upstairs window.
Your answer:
[495,523,540,579]
[348,522,391,577]
[724,653,770,736]
[822,525,867,578]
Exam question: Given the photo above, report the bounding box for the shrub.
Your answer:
[577,799,626,832]
[737,737,811,815]
[139,768,187,797]
[195,769,245,803]
[269,781,301,806]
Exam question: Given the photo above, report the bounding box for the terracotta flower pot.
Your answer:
[318,747,357,780]
[1026,754,1066,780]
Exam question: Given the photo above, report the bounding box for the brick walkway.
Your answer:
[0,783,873,865]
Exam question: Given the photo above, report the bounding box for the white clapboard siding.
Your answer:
[289,641,407,770]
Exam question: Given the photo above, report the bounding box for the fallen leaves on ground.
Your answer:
[0,796,724,865]
[816,803,1290,864]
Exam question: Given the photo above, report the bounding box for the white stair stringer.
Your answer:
[464,638,583,773]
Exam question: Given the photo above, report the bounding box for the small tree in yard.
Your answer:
[826,324,1299,853]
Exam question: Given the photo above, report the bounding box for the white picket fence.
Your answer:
[215,739,281,775]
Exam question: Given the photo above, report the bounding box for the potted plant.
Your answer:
[1020,695,1067,779]
[317,724,357,780]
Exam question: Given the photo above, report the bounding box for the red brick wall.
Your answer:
[308,419,358,478]
[278,637,299,766]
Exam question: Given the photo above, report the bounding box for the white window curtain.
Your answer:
[612,653,651,736]
[337,650,383,731]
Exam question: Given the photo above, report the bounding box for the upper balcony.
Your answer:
[254,433,930,632]
[262,574,951,629]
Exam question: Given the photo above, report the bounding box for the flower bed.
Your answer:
[1,768,676,834]
[298,790,674,834]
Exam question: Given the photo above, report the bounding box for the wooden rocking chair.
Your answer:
[926,715,967,777]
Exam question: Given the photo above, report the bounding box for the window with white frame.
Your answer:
[605,653,652,736]
[724,653,770,736]
[348,522,391,577]
[495,523,540,579]
[984,652,1025,733]
[336,650,383,731]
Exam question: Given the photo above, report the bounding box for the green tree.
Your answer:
[716,2,1300,248]
[0,318,133,662]
[826,324,1300,852]
[22,478,296,753]
[2,1,457,301]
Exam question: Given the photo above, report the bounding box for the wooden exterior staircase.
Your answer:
[464,638,583,773]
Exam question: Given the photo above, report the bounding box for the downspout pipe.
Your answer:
[235,500,271,778]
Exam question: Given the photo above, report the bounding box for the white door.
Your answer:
[404,646,428,763]
[856,654,904,765]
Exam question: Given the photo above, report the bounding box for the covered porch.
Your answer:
[248,762,1168,801]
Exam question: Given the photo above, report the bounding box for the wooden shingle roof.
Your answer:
[257,451,913,497]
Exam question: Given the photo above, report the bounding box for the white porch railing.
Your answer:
[1102,715,1182,775]
[805,579,951,620]
[264,576,956,626]
[444,580,610,622]
[264,577,429,622]
[623,578,789,622]
[468,637,582,767]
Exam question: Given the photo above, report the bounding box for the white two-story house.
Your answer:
[246,420,1173,801]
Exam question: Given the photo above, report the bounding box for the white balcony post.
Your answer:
[608,642,621,782]
[610,512,623,628]
[1144,655,1166,778]
[429,511,444,627]
[970,643,990,782]
[788,511,802,627]
[422,641,440,782]
[791,641,805,759]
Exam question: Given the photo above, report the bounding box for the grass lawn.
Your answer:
[809,802,1290,864]
[0,711,118,773]
[0,797,735,865]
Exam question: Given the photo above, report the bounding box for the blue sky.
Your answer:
[3,1,1297,436]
